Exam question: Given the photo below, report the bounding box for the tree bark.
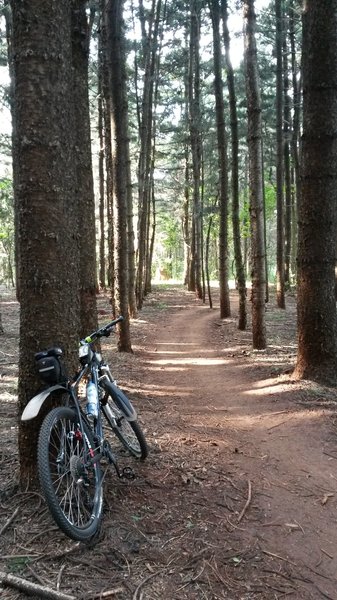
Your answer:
[294,0,337,383]
[289,0,301,276]
[4,3,20,298]
[283,13,292,288]
[221,0,247,329]
[189,0,203,300]
[209,0,230,318]
[243,0,267,349]
[98,17,106,290]
[101,0,115,308]
[136,0,162,309]
[275,0,285,308]
[72,1,98,338]
[12,0,80,486]
[106,0,132,351]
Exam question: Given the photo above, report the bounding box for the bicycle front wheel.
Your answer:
[38,407,103,541]
[101,392,148,460]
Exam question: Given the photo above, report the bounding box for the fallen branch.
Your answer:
[0,507,19,536]
[237,480,252,523]
[0,571,76,600]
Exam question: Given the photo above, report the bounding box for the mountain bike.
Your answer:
[21,316,148,541]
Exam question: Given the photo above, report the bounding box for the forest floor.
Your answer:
[1,284,337,600]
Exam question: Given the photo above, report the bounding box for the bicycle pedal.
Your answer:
[122,467,135,480]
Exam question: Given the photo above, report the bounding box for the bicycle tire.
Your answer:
[38,406,103,541]
[101,392,148,460]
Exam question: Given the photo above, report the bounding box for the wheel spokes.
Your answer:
[48,417,96,528]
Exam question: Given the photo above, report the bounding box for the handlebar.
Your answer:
[81,316,124,345]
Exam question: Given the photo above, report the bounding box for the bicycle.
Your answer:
[21,316,148,541]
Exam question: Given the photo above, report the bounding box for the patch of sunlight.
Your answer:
[148,357,231,367]
[245,382,291,395]
[131,318,149,324]
[155,342,197,346]
[247,355,294,364]
[223,408,326,429]
[248,378,289,391]
[268,344,297,351]
[151,348,217,355]
[123,383,193,397]
[147,365,189,372]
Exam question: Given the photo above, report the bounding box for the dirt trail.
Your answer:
[136,287,337,599]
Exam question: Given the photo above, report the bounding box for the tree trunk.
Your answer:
[12,0,80,486]
[136,0,161,309]
[243,0,267,349]
[221,0,246,329]
[145,178,156,293]
[205,216,213,309]
[283,15,292,288]
[106,0,132,352]
[101,0,115,307]
[289,0,301,276]
[4,3,19,298]
[182,148,191,287]
[275,0,285,308]
[189,0,203,300]
[183,30,191,288]
[209,0,230,318]
[294,0,337,383]
[98,20,106,290]
[72,1,98,338]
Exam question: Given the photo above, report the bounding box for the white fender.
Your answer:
[21,385,67,421]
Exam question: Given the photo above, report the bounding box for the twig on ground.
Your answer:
[26,564,53,587]
[176,564,206,592]
[0,507,19,536]
[35,542,81,562]
[220,475,241,491]
[26,526,59,546]
[68,558,109,576]
[312,583,337,600]
[132,571,161,600]
[84,587,125,599]
[226,517,247,531]
[0,570,76,600]
[261,549,295,565]
[56,565,66,591]
[205,559,230,588]
[320,548,334,560]
[267,417,293,430]
[237,480,252,523]
[322,451,337,460]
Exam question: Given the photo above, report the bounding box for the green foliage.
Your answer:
[0,177,15,286]
[155,212,183,280]
[264,181,276,219]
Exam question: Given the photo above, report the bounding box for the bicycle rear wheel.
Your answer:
[38,406,102,541]
[101,392,148,460]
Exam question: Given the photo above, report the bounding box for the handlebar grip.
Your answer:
[101,315,124,335]
[83,316,124,343]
